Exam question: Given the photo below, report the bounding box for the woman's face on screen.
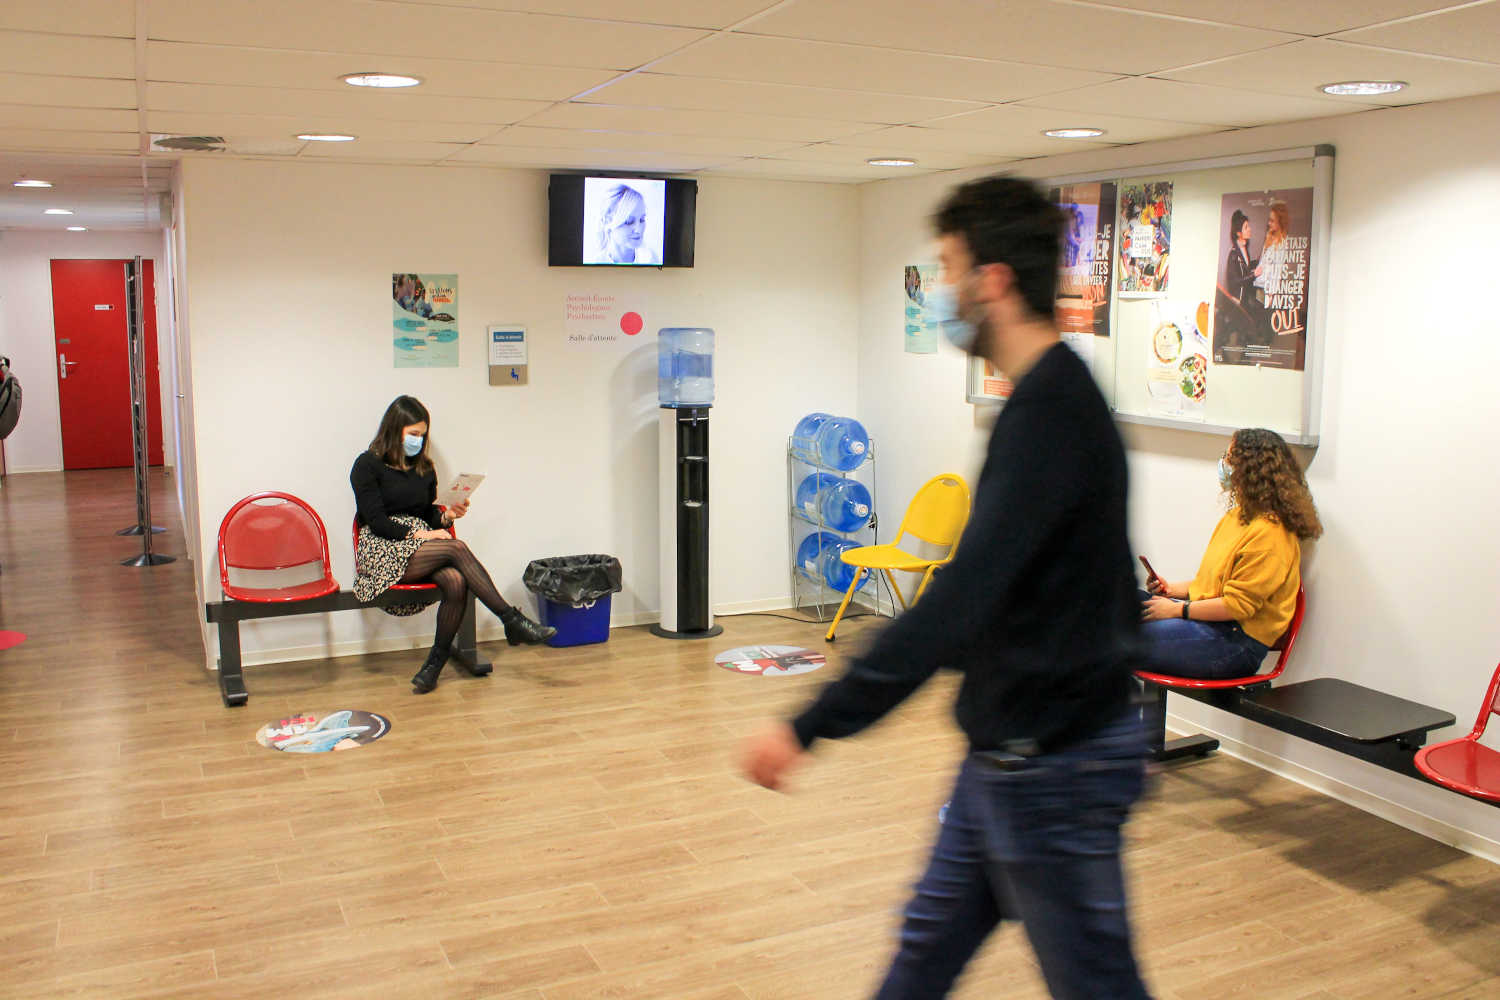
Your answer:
[610,197,647,253]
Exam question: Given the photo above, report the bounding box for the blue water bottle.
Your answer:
[818,539,868,592]
[657,328,715,407]
[794,472,839,522]
[820,478,872,533]
[796,531,842,582]
[790,413,832,465]
[814,416,870,471]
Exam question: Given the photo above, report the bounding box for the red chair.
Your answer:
[351,509,453,594]
[1414,661,1500,803]
[218,492,340,603]
[1136,587,1306,761]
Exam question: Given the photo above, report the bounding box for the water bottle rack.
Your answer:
[787,439,890,623]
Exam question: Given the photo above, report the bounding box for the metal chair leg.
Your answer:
[825,568,867,642]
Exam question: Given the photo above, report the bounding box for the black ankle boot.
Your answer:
[411,644,451,694]
[501,608,556,646]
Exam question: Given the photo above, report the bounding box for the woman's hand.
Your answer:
[412,529,449,542]
[444,500,470,522]
[1141,596,1184,622]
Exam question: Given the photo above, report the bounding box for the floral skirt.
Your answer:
[354,515,438,617]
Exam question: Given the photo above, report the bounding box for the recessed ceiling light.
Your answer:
[1044,127,1106,139]
[867,157,917,167]
[67,226,88,231]
[341,72,422,89]
[44,208,74,215]
[296,133,357,142]
[1320,80,1406,96]
[13,179,53,188]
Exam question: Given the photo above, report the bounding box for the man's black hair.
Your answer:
[933,176,1063,320]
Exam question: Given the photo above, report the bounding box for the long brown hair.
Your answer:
[1228,428,1321,540]
[368,395,433,476]
[1263,202,1290,250]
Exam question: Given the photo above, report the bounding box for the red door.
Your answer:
[50,259,163,470]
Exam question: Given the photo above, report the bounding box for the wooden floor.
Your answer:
[2,469,1499,999]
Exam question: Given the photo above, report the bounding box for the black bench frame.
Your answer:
[205,590,490,707]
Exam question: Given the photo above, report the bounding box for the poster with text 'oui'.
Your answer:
[392,273,458,368]
[1212,187,1314,371]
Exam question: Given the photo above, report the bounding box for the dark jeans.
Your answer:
[873,712,1152,1000]
[1136,590,1268,680]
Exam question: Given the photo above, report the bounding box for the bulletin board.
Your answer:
[969,146,1333,446]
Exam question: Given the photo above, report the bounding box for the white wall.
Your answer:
[0,229,174,473]
[179,158,860,664]
[857,95,1500,854]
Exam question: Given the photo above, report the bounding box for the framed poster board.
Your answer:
[968,146,1333,446]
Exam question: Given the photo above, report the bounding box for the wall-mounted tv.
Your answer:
[548,174,697,267]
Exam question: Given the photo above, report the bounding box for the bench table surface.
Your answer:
[1246,678,1455,744]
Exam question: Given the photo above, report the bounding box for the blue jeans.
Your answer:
[873,712,1152,1000]
[1137,590,1268,679]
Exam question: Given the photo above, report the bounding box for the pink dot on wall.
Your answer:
[620,312,644,336]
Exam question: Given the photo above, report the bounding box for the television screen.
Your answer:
[549,174,697,267]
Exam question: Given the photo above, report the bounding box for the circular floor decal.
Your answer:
[715,645,826,677]
[0,631,27,651]
[255,710,391,753]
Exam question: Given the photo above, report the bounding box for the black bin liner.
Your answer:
[523,554,623,606]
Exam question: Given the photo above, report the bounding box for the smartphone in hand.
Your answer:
[1139,555,1164,593]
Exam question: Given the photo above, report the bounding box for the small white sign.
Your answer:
[488,325,526,366]
[94,304,114,310]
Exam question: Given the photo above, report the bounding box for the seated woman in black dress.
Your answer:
[351,395,554,694]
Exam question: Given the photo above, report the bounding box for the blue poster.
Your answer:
[392,273,458,368]
[903,264,939,354]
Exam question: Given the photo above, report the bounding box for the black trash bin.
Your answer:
[522,555,623,647]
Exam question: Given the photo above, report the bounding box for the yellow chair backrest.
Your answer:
[896,473,971,549]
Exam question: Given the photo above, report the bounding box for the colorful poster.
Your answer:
[565,292,649,347]
[967,356,1013,404]
[1146,300,1209,420]
[903,265,940,354]
[1212,187,1314,371]
[1050,181,1117,336]
[393,273,458,368]
[1116,181,1172,298]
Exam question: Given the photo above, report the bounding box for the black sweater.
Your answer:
[793,343,1141,753]
[350,451,442,541]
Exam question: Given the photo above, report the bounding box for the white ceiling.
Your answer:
[3,0,1499,229]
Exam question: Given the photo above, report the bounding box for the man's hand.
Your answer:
[741,722,805,791]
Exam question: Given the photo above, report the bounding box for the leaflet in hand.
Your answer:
[439,473,485,508]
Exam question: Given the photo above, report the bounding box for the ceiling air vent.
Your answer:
[150,134,227,153]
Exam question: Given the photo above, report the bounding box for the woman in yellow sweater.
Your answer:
[1140,428,1321,678]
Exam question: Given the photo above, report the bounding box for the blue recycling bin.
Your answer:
[523,554,622,648]
[537,595,613,647]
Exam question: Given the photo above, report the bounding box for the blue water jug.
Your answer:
[818,539,869,592]
[814,416,869,471]
[820,478,872,533]
[794,472,839,522]
[790,412,832,464]
[658,328,715,407]
[796,531,842,582]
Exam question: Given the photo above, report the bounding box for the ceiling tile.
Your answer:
[522,103,871,142]
[0,130,139,153]
[146,82,547,126]
[147,0,708,70]
[146,42,618,102]
[1159,38,1500,105]
[704,158,939,182]
[829,124,1106,160]
[743,0,1295,75]
[394,0,779,30]
[0,73,136,108]
[447,144,733,172]
[0,106,139,132]
[770,142,1010,170]
[1332,3,1500,65]
[481,126,793,157]
[648,34,1121,102]
[925,104,1229,146]
[297,139,471,161]
[582,72,987,124]
[1079,1,1463,36]
[0,31,135,79]
[146,110,494,144]
[1016,76,1356,126]
[0,0,134,37]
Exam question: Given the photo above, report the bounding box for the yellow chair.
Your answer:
[825,473,972,641]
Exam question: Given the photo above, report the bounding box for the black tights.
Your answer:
[400,539,514,652]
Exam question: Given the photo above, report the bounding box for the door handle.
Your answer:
[59,353,80,380]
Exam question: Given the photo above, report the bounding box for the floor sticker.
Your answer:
[0,631,27,651]
[715,645,826,677]
[255,710,391,753]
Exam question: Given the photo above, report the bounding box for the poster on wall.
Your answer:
[966,356,1013,404]
[1049,181,1117,337]
[393,273,458,368]
[1116,181,1172,298]
[565,292,649,347]
[1146,300,1209,420]
[903,265,939,354]
[1212,187,1313,371]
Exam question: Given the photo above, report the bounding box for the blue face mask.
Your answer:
[1218,457,1233,490]
[403,433,424,457]
[926,281,978,353]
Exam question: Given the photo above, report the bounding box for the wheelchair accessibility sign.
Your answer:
[255,710,391,753]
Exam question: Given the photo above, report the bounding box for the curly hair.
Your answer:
[1227,428,1321,540]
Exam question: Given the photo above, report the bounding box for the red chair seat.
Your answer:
[223,577,340,604]
[1415,739,1500,803]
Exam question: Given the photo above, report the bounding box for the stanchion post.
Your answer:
[121,257,174,567]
